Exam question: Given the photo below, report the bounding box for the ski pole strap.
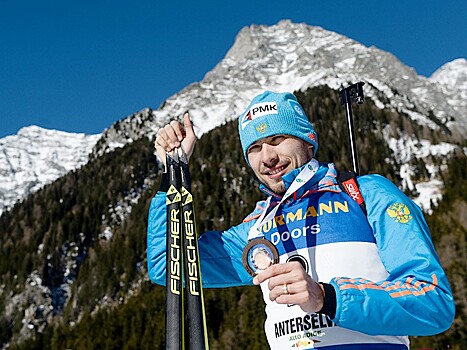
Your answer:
[338,171,367,216]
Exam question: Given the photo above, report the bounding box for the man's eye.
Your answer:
[270,136,286,145]
[248,145,261,153]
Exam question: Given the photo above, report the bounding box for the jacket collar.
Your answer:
[259,159,338,200]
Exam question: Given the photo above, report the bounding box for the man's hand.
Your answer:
[155,112,196,168]
[253,261,324,313]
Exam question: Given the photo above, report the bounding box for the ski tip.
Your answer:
[179,147,188,164]
[166,150,180,163]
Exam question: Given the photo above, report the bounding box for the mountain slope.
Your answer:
[89,20,465,211]
[0,86,465,350]
[0,126,100,215]
[1,21,465,218]
[429,58,467,118]
[93,20,466,158]
[0,20,465,349]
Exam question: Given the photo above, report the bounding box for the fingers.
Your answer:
[252,262,303,301]
[252,262,325,313]
[154,127,177,166]
[269,279,305,300]
[266,262,306,295]
[155,112,196,165]
[272,283,324,313]
[253,261,302,285]
[163,121,184,149]
[171,119,186,144]
[155,126,178,154]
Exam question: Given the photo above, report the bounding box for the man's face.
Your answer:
[247,135,314,194]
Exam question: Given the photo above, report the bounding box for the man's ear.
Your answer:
[309,145,314,156]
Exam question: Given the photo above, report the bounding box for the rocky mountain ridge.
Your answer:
[1,21,465,216]
[0,126,99,215]
[93,20,466,157]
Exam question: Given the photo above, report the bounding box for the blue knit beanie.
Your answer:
[238,91,318,163]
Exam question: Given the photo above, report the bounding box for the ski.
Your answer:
[179,149,209,350]
[165,149,209,350]
[166,151,184,350]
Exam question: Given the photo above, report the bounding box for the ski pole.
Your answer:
[165,151,184,350]
[338,82,365,175]
[179,149,209,350]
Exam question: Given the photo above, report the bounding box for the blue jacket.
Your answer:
[147,161,454,348]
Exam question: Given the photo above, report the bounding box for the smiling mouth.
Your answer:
[265,165,287,177]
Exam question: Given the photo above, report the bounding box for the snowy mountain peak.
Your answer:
[0,126,100,214]
[92,21,466,157]
[1,21,465,215]
[430,58,467,91]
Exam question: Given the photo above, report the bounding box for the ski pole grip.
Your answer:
[339,82,365,105]
[338,82,365,175]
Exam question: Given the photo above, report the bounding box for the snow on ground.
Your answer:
[386,129,458,212]
[413,179,444,213]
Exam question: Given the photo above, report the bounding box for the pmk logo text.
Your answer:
[249,102,278,119]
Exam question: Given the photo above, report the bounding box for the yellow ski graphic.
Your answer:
[181,186,193,206]
[166,185,181,205]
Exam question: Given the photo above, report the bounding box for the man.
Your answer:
[147,91,455,349]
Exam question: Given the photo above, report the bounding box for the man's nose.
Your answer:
[261,143,278,166]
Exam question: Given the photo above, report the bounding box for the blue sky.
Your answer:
[1,1,466,138]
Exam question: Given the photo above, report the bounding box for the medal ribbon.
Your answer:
[247,159,319,240]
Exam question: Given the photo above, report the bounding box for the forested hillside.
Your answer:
[1,86,465,349]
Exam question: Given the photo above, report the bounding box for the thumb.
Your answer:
[183,112,196,140]
[181,111,197,161]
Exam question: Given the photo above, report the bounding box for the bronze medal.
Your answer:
[242,238,279,277]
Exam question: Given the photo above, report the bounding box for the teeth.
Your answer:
[268,166,285,175]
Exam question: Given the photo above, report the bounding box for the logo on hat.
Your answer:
[289,99,310,127]
[256,123,267,133]
[241,102,278,129]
